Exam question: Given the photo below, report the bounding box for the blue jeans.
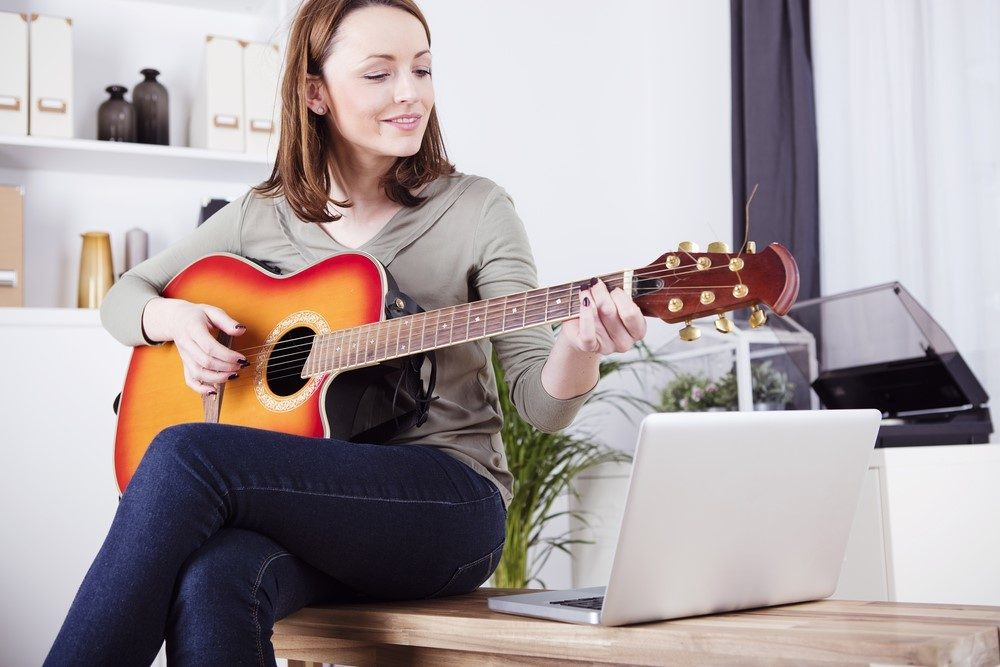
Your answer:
[44,423,507,666]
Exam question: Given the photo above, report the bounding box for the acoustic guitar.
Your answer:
[113,241,799,493]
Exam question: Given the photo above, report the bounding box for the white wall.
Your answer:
[418,0,733,588]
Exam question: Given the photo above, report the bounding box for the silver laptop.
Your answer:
[488,409,881,626]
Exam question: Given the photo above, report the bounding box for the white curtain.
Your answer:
[811,0,1000,432]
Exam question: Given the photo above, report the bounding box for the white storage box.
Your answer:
[0,12,29,137]
[28,14,73,139]
[243,40,281,161]
[189,35,244,152]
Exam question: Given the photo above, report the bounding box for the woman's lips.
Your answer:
[382,115,421,131]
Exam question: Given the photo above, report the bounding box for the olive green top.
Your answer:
[100,173,593,507]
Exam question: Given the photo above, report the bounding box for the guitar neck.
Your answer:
[301,271,630,377]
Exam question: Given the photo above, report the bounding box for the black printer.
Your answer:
[786,283,992,447]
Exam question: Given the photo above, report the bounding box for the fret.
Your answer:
[331,330,344,371]
[368,320,385,361]
[484,297,503,337]
[428,309,442,349]
[317,331,326,374]
[452,303,471,345]
[546,282,573,321]
[468,300,487,340]
[350,326,362,367]
[392,317,404,358]
[505,293,527,332]
[418,311,432,353]
[379,319,389,361]
[437,305,454,347]
[524,288,548,326]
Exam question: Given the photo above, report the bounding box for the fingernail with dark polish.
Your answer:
[208,391,217,396]
[235,324,246,330]
[590,277,599,287]
[583,296,591,307]
[238,359,249,367]
[229,373,238,380]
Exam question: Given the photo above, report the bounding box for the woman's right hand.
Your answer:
[141,297,248,395]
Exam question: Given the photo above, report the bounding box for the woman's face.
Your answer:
[318,6,434,165]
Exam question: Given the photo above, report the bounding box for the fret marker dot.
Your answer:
[475,317,481,322]
[442,323,448,328]
[556,298,562,304]
[513,307,518,313]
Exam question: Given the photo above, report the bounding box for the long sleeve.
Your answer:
[99,193,251,347]
[472,185,593,433]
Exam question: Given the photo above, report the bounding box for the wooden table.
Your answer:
[274,588,1000,666]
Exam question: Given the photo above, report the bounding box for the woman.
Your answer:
[45,0,646,664]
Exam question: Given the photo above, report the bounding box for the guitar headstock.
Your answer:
[632,241,799,340]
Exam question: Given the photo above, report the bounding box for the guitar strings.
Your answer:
[224,262,753,376]
[220,259,749,362]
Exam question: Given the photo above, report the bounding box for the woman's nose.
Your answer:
[394,72,420,105]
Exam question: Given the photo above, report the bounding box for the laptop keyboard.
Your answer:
[549,595,605,610]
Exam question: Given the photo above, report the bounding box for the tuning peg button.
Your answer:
[707,241,730,253]
[715,314,734,334]
[678,241,699,253]
[679,320,701,341]
[749,305,767,328]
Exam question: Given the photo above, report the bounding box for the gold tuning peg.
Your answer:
[745,241,757,254]
[677,241,699,253]
[749,305,767,328]
[707,241,730,253]
[715,313,734,334]
[679,320,701,341]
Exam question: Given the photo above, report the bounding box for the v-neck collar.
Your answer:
[274,174,472,267]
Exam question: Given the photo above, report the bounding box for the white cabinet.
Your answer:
[0,308,128,666]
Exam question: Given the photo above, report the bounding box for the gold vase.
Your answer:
[78,231,115,308]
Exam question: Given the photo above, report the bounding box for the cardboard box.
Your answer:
[0,12,29,137]
[243,40,281,161]
[29,14,74,139]
[190,35,244,152]
[0,185,25,307]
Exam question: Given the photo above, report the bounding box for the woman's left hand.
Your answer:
[541,278,647,400]
[560,278,647,355]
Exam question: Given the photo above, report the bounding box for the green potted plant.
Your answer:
[750,360,795,409]
[491,342,660,589]
[659,360,794,412]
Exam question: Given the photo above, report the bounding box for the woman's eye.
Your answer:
[363,73,389,82]
[415,68,432,77]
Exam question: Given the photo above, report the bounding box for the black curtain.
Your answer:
[731,0,820,301]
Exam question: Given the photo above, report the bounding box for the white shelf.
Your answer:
[0,135,273,182]
[0,306,101,327]
[118,0,277,14]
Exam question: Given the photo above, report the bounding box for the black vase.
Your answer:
[134,68,169,145]
[97,85,136,142]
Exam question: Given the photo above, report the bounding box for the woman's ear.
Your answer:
[304,75,328,115]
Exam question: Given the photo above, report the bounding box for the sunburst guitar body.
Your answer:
[114,253,385,493]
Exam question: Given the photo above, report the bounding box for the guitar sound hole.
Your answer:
[266,326,314,397]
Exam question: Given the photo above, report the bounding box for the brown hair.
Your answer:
[252,0,455,223]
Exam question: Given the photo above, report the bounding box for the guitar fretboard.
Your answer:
[302,274,625,377]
